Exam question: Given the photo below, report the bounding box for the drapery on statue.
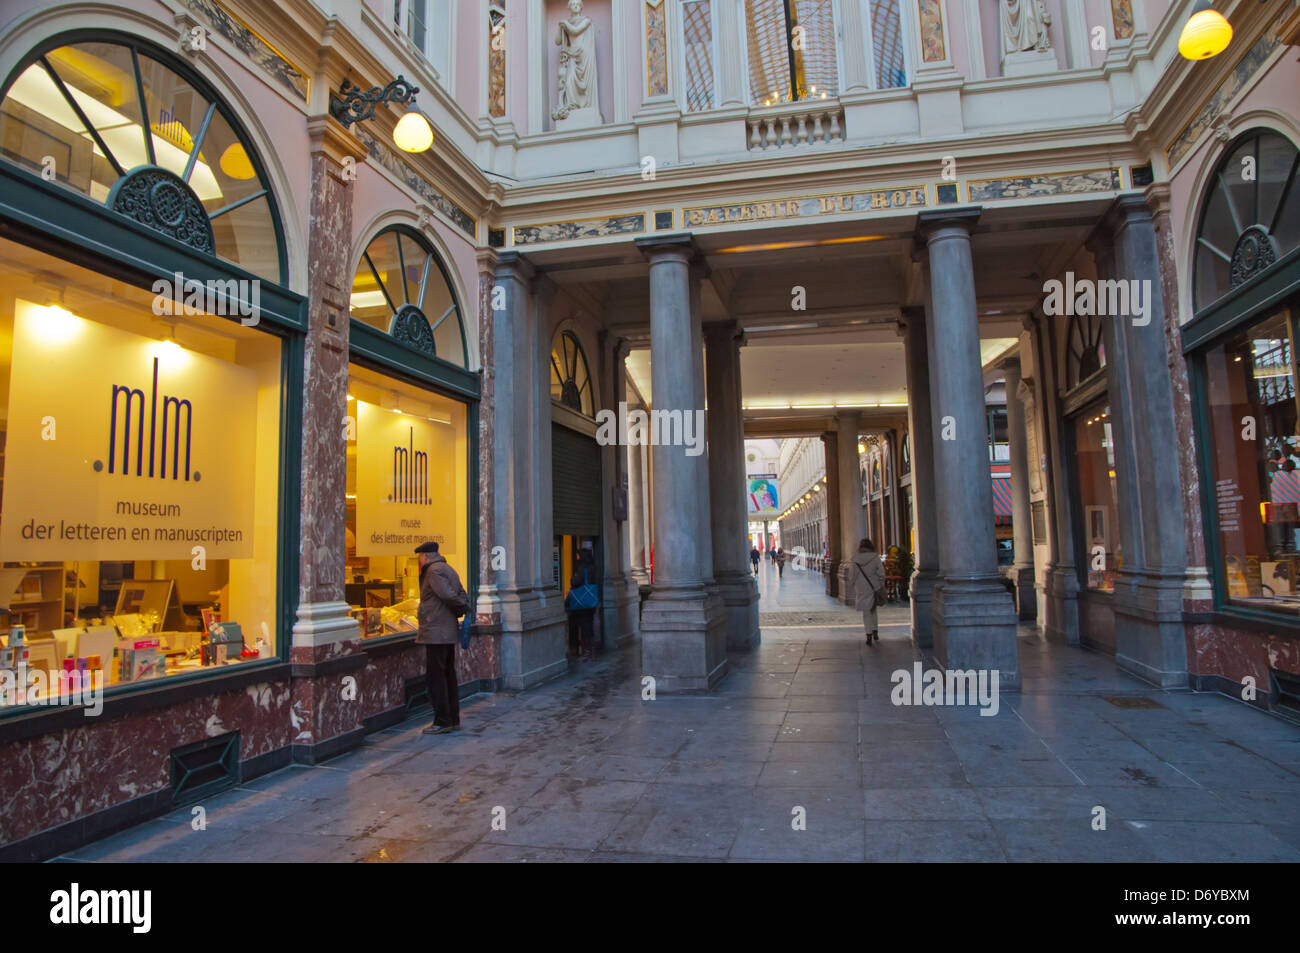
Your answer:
[552,0,600,122]
[1000,0,1052,54]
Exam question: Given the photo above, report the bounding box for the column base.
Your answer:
[909,569,939,650]
[1113,571,1190,689]
[1007,565,1037,621]
[601,573,640,649]
[932,577,1020,690]
[715,570,760,650]
[1043,564,1080,644]
[836,563,853,606]
[640,585,728,693]
[825,559,841,599]
[498,586,569,690]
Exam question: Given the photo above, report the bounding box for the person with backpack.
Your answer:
[849,537,887,644]
[415,540,468,734]
[749,547,761,575]
[567,547,600,661]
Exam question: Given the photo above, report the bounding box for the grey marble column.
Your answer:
[635,235,726,691]
[1036,312,1080,644]
[627,420,648,583]
[918,210,1019,686]
[705,320,760,649]
[901,308,940,649]
[532,277,558,595]
[1002,356,1037,620]
[600,334,640,647]
[821,431,842,598]
[688,264,715,588]
[835,413,867,603]
[1093,195,1189,688]
[491,253,568,689]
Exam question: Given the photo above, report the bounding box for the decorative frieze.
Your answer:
[684,185,927,228]
[513,212,646,245]
[1166,32,1280,170]
[351,126,476,237]
[180,0,307,101]
[967,168,1120,201]
[489,2,507,118]
[1109,0,1134,40]
[917,0,947,63]
[645,0,669,97]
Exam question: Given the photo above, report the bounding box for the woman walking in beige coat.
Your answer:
[849,538,887,644]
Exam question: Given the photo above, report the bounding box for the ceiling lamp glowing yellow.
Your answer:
[1179,0,1232,60]
[219,142,256,179]
[393,107,434,153]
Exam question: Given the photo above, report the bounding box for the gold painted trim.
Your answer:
[682,183,929,225]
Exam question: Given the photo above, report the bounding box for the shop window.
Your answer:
[0,237,282,709]
[1202,309,1300,613]
[0,37,283,282]
[987,406,1009,463]
[1194,130,1300,312]
[899,432,910,476]
[1072,401,1121,591]
[350,226,467,367]
[550,329,594,417]
[344,363,468,638]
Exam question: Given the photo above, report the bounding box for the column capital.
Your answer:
[1088,192,1156,254]
[494,250,535,282]
[475,246,500,276]
[999,353,1023,376]
[702,318,740,344]
[532,272,558,304]
[915,207,981,245]
[636,232,696,263]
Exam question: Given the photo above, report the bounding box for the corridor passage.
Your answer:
[63,571,1300,862]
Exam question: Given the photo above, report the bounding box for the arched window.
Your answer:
[551,329,593,416]
[350,225,466,366]
[1066,312,1106,390]
[0,34,284,281]
[1194,129,1300,312]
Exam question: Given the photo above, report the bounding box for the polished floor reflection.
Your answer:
[61,565,1300,862]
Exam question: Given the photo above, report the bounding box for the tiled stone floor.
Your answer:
[59,563,1300,862]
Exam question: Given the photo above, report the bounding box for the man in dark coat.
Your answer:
[415,541,465,734]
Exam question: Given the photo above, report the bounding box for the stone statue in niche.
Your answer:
[552,0,603,130]
[1000,0,1052,53]
[999,0,1058,76]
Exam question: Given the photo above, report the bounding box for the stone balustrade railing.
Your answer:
[746,101,846,151]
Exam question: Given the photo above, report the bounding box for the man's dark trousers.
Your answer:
[426,644,460,727]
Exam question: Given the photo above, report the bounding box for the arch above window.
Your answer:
[551,329,593,417]
[1066,311,1106,390]
[0,33,285,282]
[350,225,466,367]
[1194,128,1300,313]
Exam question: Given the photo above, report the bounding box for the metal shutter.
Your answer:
[552,423,602,536]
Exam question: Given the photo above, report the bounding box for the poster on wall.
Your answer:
[0,300,257,560]
[354,400,458,558]
[747,474,779,517]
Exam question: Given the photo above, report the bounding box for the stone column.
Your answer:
[918,209,1019,686]
[714,0,745,107]
[600,334,640,647]
[288,116,368,763]
[835,413,867,603]
[821,430,842,598]
[1092,195,1190,688]
[705,320,760,649]
[532,277,557,596]
[1036,311,1080,643]
[1002,356,1036,620]
[635,235,726,691]
[492,253,567,688]
[901,308,940,649]
[688,263,715,588]
[839,0,872,94]
[627,418,648,584]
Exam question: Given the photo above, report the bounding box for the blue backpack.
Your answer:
[568,569,599,610]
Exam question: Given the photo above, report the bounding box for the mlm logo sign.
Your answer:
[392,426,430,504]
[104,356,197,481]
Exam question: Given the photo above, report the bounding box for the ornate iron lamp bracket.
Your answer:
[330,75,419,128]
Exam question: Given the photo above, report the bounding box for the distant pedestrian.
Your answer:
[567,548,600,661]
[776,547,786,579]
[416,541,469,733]
[849,537,886,644]
[750,547,761,575]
